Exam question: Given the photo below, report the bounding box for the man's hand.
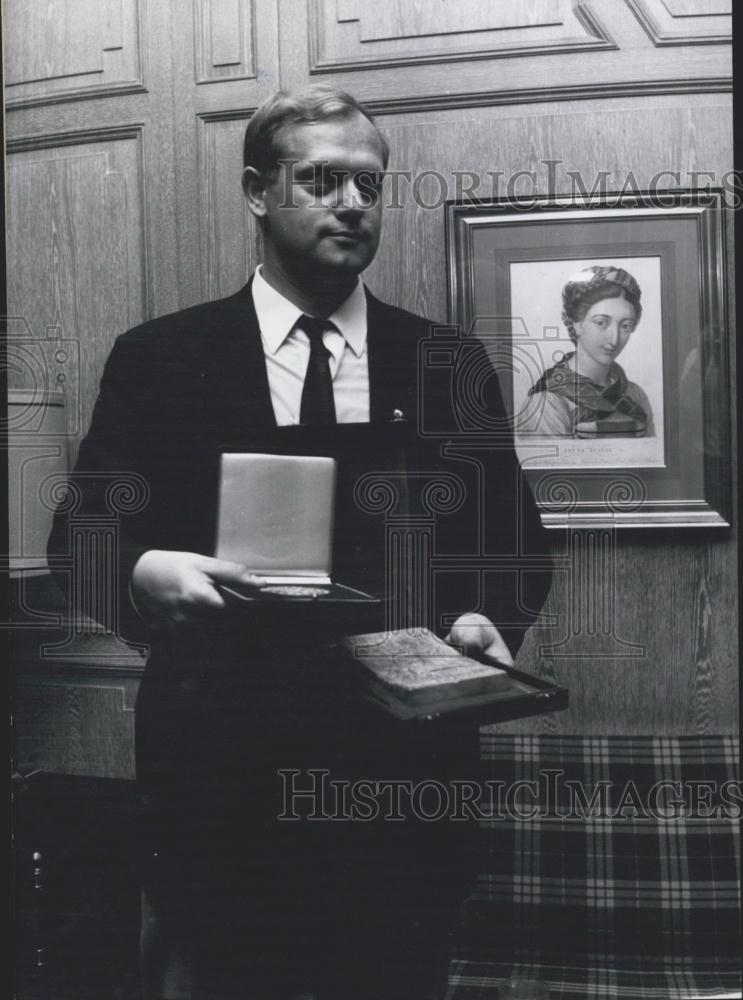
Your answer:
[130,550,265,630]
[444,612,514,668]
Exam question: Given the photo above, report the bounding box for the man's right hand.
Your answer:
[130,550,265,630]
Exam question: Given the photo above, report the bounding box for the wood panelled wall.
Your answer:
[7,0,735,777]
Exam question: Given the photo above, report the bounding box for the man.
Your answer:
[50,86,551,999]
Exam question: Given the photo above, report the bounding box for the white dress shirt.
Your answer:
[251,267,370,425]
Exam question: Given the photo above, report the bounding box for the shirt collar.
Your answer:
[252,267,367,358]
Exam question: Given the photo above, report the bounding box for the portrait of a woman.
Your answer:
[527,265,655,437]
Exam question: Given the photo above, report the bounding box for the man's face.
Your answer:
[256,112,385,280]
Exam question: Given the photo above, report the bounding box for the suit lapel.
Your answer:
[207,279,423,434]
[208,278,278,437]
[365,288,420,424]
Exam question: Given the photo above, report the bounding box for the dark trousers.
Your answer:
[139,801,472,999]
[141,885,461,999]
[136,633,480,999]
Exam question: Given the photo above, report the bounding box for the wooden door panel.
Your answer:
[5,0,145,110]
[197,116,261,302]
[626,0,731,45]
[168,0,279,304]
[15,675,138,779]
[187,0,280,113]
[194,0,258,84]
[312,0,613,71]
[6,135,147,460]
[281,0,730,107]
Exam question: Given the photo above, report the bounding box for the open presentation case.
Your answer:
[215,421,568,726]
[215,421,411,627]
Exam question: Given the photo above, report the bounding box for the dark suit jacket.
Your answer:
[48,279,552,883]
[49,278,550,646]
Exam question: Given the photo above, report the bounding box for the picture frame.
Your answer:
[446,189,732,529]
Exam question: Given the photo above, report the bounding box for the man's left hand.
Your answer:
[444,612,514,667]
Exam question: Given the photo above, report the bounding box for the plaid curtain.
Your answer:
[449,736,741,1000]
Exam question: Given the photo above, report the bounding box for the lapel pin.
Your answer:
[391,408,406,422]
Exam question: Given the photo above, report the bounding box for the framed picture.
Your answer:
[446,190,732,529]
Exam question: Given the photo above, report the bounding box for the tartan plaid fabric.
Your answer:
[448,736,741,1000]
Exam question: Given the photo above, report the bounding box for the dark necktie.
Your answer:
[299,314,337,425]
